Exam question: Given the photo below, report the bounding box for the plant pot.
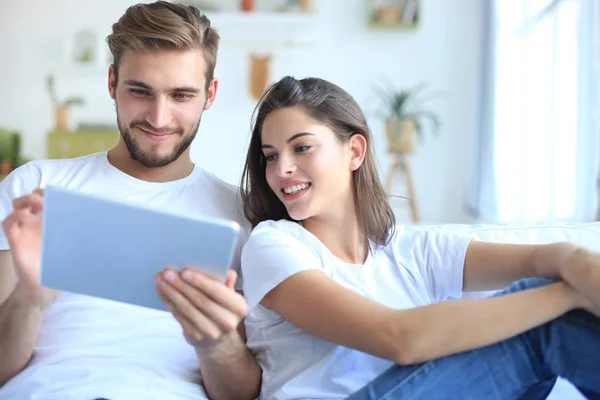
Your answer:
[386,118,418,154]
[376,7,401,24]
[0,159,12,175]
[298,0,312,12]
[56,105,69,131]
[240,0,254,12]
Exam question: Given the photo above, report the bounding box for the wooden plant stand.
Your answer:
[385,153,420,223]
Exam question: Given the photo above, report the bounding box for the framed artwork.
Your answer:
[367,0,420,29]
[71,29,98,66]
[63,28,112,73]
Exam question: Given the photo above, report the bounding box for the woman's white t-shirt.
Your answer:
[242,219,472,400]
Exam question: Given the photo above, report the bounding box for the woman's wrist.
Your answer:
[556,280,590,311]
[533,242,580,279]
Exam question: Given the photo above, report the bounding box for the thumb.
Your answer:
[225,270,237,290]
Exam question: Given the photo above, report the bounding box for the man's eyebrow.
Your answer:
[124,80,152,89]
[124,80,201,93]
[172,86,201,93]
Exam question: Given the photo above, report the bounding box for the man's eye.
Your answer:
[174,93,192,100]
[130,89,149,96]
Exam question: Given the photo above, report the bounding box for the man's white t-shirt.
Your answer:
[0,151,250,400]
[242,219,472,400]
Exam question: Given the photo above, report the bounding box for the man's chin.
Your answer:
[130,148,181,168]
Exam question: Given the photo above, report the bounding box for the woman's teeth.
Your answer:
[283,183,310,194]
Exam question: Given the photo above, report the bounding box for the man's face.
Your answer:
[108,49,217,168]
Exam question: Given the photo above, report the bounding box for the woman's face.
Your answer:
[260,107,357,221]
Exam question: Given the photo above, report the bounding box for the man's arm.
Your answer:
[195,316,261,400]
[0,251,55,387]
[155,269,261,400]
[0,191,59,387]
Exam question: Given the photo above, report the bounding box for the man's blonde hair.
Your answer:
[106,1,219,89]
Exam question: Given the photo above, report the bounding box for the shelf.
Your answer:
[369,21,418,30]
[204,11,317,49]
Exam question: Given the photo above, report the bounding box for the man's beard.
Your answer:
[116,107,201,168]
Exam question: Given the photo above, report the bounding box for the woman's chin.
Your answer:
[287,208,313,222]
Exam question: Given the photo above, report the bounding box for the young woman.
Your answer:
[239,76,600,400]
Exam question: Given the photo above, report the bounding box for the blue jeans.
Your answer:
[346,278,600,400]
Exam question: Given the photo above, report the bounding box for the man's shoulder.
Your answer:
[0,152,105,200]
[189,167,250,230]
[193,168,239,198]
[13,153,102,180]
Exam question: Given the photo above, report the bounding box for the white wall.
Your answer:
[0,0,482,224]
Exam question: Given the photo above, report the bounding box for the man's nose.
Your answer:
[146,96,172,129]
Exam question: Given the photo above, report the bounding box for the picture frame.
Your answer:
[63,28,112,73]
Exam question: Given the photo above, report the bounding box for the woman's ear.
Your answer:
[348,133,367,172]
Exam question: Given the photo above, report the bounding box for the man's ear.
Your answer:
[204,78,218,110]
[108,64,117,100]
[348,133,367,172]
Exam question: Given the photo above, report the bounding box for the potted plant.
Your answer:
[46,75,85,131]
[375,82,442,155]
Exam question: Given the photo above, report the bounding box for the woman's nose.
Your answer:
[277,155,296,176]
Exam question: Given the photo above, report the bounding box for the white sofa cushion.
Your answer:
[403,221,600,399]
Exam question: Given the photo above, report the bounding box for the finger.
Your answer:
[155,283,206,343]
[167,270,241,333]
[2,212,19,236]
[156,277,222,340]
[180,269,248,318]
[225,270,237,290]
[12,193,44,215]
[2,210,30,242]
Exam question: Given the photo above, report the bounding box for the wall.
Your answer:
[0,0,482,224]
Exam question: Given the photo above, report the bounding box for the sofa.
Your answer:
[406,220,600,399]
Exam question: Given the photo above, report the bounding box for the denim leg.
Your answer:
[346,278,600,400]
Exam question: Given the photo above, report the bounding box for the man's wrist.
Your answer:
[12,281,59,315]
[556,280,589,311]
[193,329,246,360]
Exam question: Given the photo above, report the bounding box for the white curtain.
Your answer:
[469,0,600,224]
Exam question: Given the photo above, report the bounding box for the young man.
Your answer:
[0,2,261,399]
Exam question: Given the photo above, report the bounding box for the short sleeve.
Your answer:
[393,227,472,302]
[0,163,42,251]
[241,221,323,309]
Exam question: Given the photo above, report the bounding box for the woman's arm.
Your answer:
[462,240,580,292]
[262,269,582,366]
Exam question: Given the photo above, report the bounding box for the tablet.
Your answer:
[40,186,240,311]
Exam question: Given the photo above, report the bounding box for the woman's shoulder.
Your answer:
[383,224,473,262]
[252,219,309,239]
[245,219,318,250]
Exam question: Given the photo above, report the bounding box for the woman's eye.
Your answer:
[264,154,277,163]
[296,145,311,153]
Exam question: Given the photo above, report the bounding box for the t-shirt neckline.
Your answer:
[97,151,202,190]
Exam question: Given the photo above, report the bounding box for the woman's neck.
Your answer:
[302,201,369,265]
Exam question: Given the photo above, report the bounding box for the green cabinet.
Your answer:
[47,129,120,159]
